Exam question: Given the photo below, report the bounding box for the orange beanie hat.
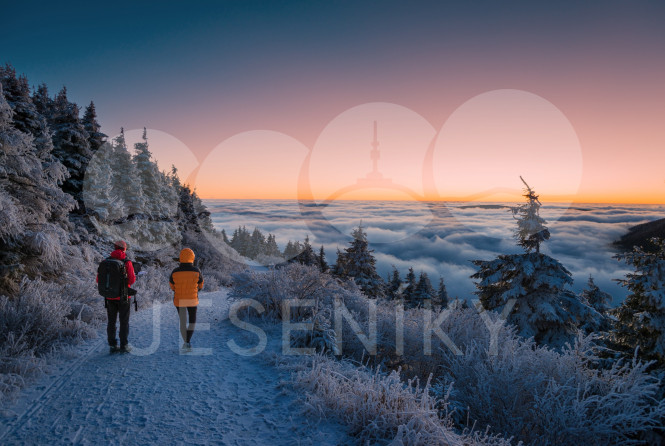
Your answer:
[179,248,195,263]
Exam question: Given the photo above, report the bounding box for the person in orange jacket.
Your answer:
[170,248,204,350]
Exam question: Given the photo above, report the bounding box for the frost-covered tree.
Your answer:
[317,245,329,272]
[472,178,594,347]
[612,239,665,369]
[437,276,449,308]
[291,235,318,266]
[265,233,281,257]
[0,66,63,190]
[32,83,53,120]
[133,128,165,216]
[412,272,435,307]
[82,142,124,220]
[0,83,75,291]
[579,275,613,332]
[403,267,417,302]
[110,129,144,216]
[82,101,106,152]
[387,267,402,300]
[512,176,550,254]
[284,240,303,260]
[50,87,92,209]
[333,224,385,299]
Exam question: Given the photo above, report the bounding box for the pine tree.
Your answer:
[248,227,266,259]
[317,245,329,272]
[403,267,417,303]
[333,224,385,298]
[283,240,303,260]
[82,101,106,152]
[387,267,402,300]
[133,128,163,215]
[0,82,75,290]
[611,239,665,369]
[82,141,122,220]
[292,235,317,266]
[437,276,449,308]
[110,128,144,217]
[0,66,62,185]
[221,229,230,244]
[265,234,281,257]
[32,83,53,120]
[512,176,550,254]
[577,275,613,333]
[472,178,594,347]
[50,86,92,209]
[412,272,435,307]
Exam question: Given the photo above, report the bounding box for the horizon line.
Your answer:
[199,197,665,206]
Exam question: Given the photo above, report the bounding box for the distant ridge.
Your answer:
[613,218,665,252]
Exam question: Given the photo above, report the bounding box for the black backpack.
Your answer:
[98,258,129,301]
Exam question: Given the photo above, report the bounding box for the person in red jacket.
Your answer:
[97,241,136,353]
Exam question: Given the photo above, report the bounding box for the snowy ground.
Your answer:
[0,290,352,445]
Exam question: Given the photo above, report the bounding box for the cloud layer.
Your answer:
[206,199,665,305]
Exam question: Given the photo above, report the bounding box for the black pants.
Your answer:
[176,306,197,343]
[106,300,131,347]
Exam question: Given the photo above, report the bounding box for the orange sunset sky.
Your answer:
[3,1,664,204]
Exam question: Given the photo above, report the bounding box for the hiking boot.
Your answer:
[119,344,132,353]
[110,345,120,354]
[181,342,192,352]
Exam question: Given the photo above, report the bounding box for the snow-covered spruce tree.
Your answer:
[612,238,665,369]
[402,267,417,303]
[265,233,281,257]
[512,175,550,254]
[82,101,106,152]
[283,240,303,260]
[437,276,449,308]
[109,129,144,217]
[82,141,123,221]
[132,127,177,221]
[0,83,75,292]
[0,66,67,204]
[317,245,329,272]
[291,235,318,266]
[176,184,213,234]
[333,224,385,298]
[411,272,435,307]
[387,266,402,300]
[50,87,93,210]
[472,178,595,347]
[579,275,613,333]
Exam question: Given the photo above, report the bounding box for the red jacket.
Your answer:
[96,249,136,300]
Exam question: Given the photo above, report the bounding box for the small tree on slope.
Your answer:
[333,224,385,299]
[612,238,665,369]
[512,176,550,254]
[580,275,613,333]
[472,178,596,347]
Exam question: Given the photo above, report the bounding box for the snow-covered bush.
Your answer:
[434,333,665,445]
[131,264,173,305]
[236,265,665,444]
[0,278,97,401]
[289,355,512,446]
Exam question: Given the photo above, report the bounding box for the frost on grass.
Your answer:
[289,355,512,446]
[0,278,96,402]
[233,264,665,445]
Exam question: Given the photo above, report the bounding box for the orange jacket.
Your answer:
[170,248,203,307]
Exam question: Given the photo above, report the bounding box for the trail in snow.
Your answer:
[0,290,351,445]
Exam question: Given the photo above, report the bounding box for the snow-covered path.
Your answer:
[0,290,350,445]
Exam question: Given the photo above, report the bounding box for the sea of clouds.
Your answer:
[205,199,665,305]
